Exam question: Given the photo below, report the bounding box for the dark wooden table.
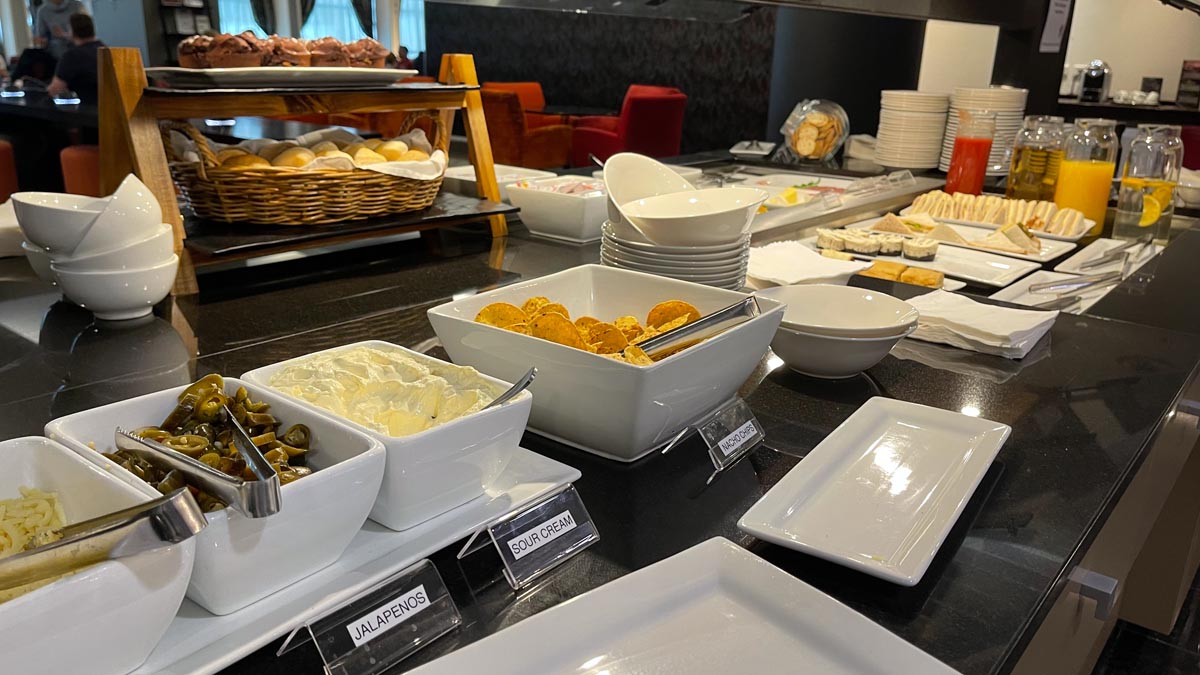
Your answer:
[0,91,98,127]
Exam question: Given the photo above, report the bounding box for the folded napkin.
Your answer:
[906,290,1057,359]
[748,241,870,286]
[0,200,22,258]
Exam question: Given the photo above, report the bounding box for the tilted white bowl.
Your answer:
[52,254,178,321]
[602,152,695,207]
[770,323,917,379]
[21,240,54,283]
[11,192,107,253]
[755,285,919,338]
[72,174,163,258]
[50,223,174,271]
[622,187,768,246]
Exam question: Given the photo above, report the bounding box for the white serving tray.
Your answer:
[847,217,1077,263]
[739,397,1009,586]
[138,447,580,675]
[146,66,417,89]
[1053,238,1163,275]
[988,270,1113,315]
[802,220,1040,288]
[409,537,957,675]
[899,206,1095,242]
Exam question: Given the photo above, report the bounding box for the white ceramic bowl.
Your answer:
[50,222,174,270]
[1178,184,1200,207]
[602,221,747,254]
[428,264,784,462]
[443,164,557,203]
[21,240,54,283]
[45,377,386,615]
[594,164,703,184]
[601,246,747,273]
[622,187,769,247]
[0,436,195,675]
[508,177,607,242]
[11,192,107,253]
[602,152,695,208]
[72,174,163,258]
[52,254,178,321]
[755,285,919,338]
[770,323,917,379]
[243,342,531,531]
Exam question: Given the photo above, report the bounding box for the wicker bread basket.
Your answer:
[162,114,446,226]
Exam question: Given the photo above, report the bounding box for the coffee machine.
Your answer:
[1079,60,1112,103]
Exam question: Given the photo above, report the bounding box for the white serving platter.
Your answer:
[803,219,1040,288]
[138,447,579,675]
[1054,238,1164,275]
[409,537,958,675]
[847,217,1077,263]
[988,271,1112,315]
[146,66,417,89]
[899,206,1095,242]
[739,397,1009,586]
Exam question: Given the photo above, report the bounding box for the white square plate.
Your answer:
[1053,238,1163,275]
[738,397,1009,586]
[410,537,957,675]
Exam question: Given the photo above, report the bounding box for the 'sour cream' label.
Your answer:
[507,510,577,560]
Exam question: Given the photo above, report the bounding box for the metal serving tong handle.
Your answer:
[0,488,206,591]
[116,424,281,518]
[1029,271,1121,294]
[1080,235,1152,270]
[638,296,761,360]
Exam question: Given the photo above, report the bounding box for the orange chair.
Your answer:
[481,82,560,129]
[480,89,571,169]
[0,140,18,202]
[571,85,687,166]
[60,145,101,197]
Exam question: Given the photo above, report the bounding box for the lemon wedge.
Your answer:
[1139,194,1162,227]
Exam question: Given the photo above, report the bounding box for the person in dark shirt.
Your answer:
[47,13,103,104]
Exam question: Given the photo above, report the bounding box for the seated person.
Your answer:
[47,14,103,104]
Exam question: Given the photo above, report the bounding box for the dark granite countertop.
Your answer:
[1,222,1199,674]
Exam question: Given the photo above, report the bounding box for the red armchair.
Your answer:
[480,89,572,169]
[481,82,560,129]
[570,85,687,167]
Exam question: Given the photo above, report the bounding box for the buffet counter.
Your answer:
[2,220,1200,674]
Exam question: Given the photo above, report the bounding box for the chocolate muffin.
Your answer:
[265,35,311,67]
[307,37,350,67]
[177,34,213,69]
[206,33,267,68]
[345,37,390,68]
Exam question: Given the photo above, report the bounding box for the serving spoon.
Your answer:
[484,367,537,410]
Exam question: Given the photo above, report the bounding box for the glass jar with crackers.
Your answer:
[780,99,850,161]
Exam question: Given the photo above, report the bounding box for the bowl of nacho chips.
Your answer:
[427,264,785,462]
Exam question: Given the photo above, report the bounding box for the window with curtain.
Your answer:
[217,0,261,35]
[300,0,371,42]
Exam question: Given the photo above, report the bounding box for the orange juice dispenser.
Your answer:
[1054,119,1118,235]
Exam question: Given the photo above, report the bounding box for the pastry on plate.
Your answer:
[815,228,845,251]
[843,234,880,255]
[265,35,311,67]
[345,37,390,68]
[876,234,904,256]
[899,267,944,289]
[177,35,212,68]
[858,260,907,281]
[206,32,266,68]
[902,237,938,261]
[308,37,350,67]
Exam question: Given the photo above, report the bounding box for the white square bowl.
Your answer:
[507,176,608,242]
[0,436,195,675]
[442,164,557,202]
[427,264,785,461]
[45,378,386,616]
[241,342,532,531]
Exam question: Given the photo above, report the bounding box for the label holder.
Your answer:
[661,397,766,483]
[277,559,460,675]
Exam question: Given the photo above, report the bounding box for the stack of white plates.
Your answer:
[874,90,949,169]
[940,86,1028,176]
[600,222,748,290]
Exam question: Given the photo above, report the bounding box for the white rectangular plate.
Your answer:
[146,66,418,89]
[899,206,1095,242]
[1054,238,1163,275]
[988,270,1113,314]
[847,217,1076,263]
[738,397,1010,586]
[140,447,579,675]
[410,537,957,674]
[803,220,1040,288]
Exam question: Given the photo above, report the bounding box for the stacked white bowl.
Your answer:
[754,285,919,379]
[940,86,1029,176]
[874,90,949,169]
[15,174,176,321]
[600,153,767,290]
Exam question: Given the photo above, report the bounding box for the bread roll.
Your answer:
[309,141,339,154]
[397,149,430,162]
[342,142,366,156]
[363,138,384,150]
[350,147,387,165]
[216,147,249,163]
[272,146,316,168]
[257,141,297,161]
[317,149,353,160]
[222,154,271,170]
[376,141,410,161]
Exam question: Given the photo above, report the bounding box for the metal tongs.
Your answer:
[0,488,206,591]
[638,297,761,360]
[1080,235,1153,270]
[115,410,282,518]
[1029,270,1122,294]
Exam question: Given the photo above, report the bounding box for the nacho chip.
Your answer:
[655,315,691,334]
[587,322,629,354]
[602,352,626,362]
[521,296,551,315]
[505,323,530,335]
[614,315,644,340]
[533,302,571,320]
[529,312,589,349]
[646,300,700,329]
[622,345,655,366]
[575,316,600,333]
[476,302,528,328]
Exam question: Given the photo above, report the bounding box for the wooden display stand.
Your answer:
[97,48,506,295]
